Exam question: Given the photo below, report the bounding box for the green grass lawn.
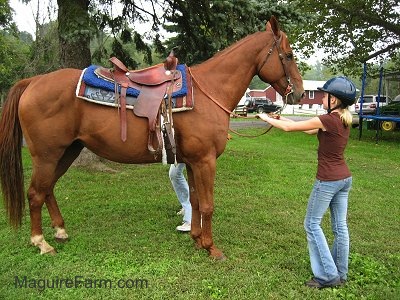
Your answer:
[0,127,399,299]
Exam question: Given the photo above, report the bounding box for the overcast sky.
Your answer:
[10,0,56,36]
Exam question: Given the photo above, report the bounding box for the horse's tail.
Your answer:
[0,78,33,228]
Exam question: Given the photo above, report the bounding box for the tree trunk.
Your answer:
[57,0,91,69]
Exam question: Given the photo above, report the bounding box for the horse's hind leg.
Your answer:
[45,142,84,242]
[29,142,83,254]
[46,191,69,242]
[28,165,58,255]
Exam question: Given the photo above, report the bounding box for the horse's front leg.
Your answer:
[186,166,202,249]
[190,159,226,260]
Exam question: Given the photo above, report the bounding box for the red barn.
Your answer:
[246,80,326,105]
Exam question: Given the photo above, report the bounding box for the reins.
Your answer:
[188,67,272,138]
[188,67,238,116]
[228,123,274,137]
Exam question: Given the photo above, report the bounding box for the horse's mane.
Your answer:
[211,31,266,59]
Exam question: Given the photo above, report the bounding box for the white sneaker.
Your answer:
[176,208,184,216]
[176,222,191,232]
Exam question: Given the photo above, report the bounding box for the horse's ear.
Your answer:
[266,15,280,37]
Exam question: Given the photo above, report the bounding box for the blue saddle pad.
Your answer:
[82,64,188,98]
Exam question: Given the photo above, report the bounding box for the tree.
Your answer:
[0,30,31,101]
[57,0,92,68]
[20,21,60,75]
[0,0,12,28]
[161,0,305,65]
[161,0,259,64]
[90,0,161,68]
[14,1,307,67]
[302,61,333,81]
[291,0,400,75]
[86,0,306,66]
[0,1,31,100]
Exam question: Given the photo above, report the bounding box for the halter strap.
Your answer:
[257,31,293,102]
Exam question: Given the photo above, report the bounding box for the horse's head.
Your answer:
[257,16,305,104]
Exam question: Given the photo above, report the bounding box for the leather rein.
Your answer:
[188,31,294,138]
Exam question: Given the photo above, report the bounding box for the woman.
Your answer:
[169,163,192,232]
[257,76,356,288]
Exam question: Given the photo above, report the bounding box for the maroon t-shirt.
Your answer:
[316,113,351,181]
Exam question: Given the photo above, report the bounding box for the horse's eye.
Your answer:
[286,53,293,60]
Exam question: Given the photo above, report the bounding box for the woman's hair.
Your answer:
[334,97,353,127]
[340,108,353,127]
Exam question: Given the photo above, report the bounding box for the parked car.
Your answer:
[354,94,391,114]
[244,97,282,113]
[232,105,247,117]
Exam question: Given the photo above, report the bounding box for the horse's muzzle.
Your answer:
[285,89,305,104]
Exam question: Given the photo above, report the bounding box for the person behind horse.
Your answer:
[257,76,356,289]
[169,163,192,232]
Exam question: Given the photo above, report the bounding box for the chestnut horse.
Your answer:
[0,17,304,259]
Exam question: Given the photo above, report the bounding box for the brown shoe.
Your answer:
[305,278,343,289]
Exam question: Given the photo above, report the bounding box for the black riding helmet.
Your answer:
[317,76,357,113]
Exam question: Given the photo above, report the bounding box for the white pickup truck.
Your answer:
[354,95,391,114]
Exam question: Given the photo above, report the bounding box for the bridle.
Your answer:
[257,31,294,104]
[187,30,295,137]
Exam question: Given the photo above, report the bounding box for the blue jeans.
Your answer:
[169,163,192,224]
[304,177,352,285]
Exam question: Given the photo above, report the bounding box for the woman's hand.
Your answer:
[255,113,268,121]
[256,113,280,121]
[256,114,324,132]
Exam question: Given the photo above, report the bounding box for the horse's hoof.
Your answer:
[208,247,227,261]
[54,227,68,241]
[54,237,69,243]
[41,248,57,255]
[210,253,227,261]
[48,249,57,256]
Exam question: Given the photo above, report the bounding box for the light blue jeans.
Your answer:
[304,177,352,285]
[169,163,192,224]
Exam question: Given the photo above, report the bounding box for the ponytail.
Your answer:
[340,107,353,127]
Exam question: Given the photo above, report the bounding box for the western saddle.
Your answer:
[96,51,181,162]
